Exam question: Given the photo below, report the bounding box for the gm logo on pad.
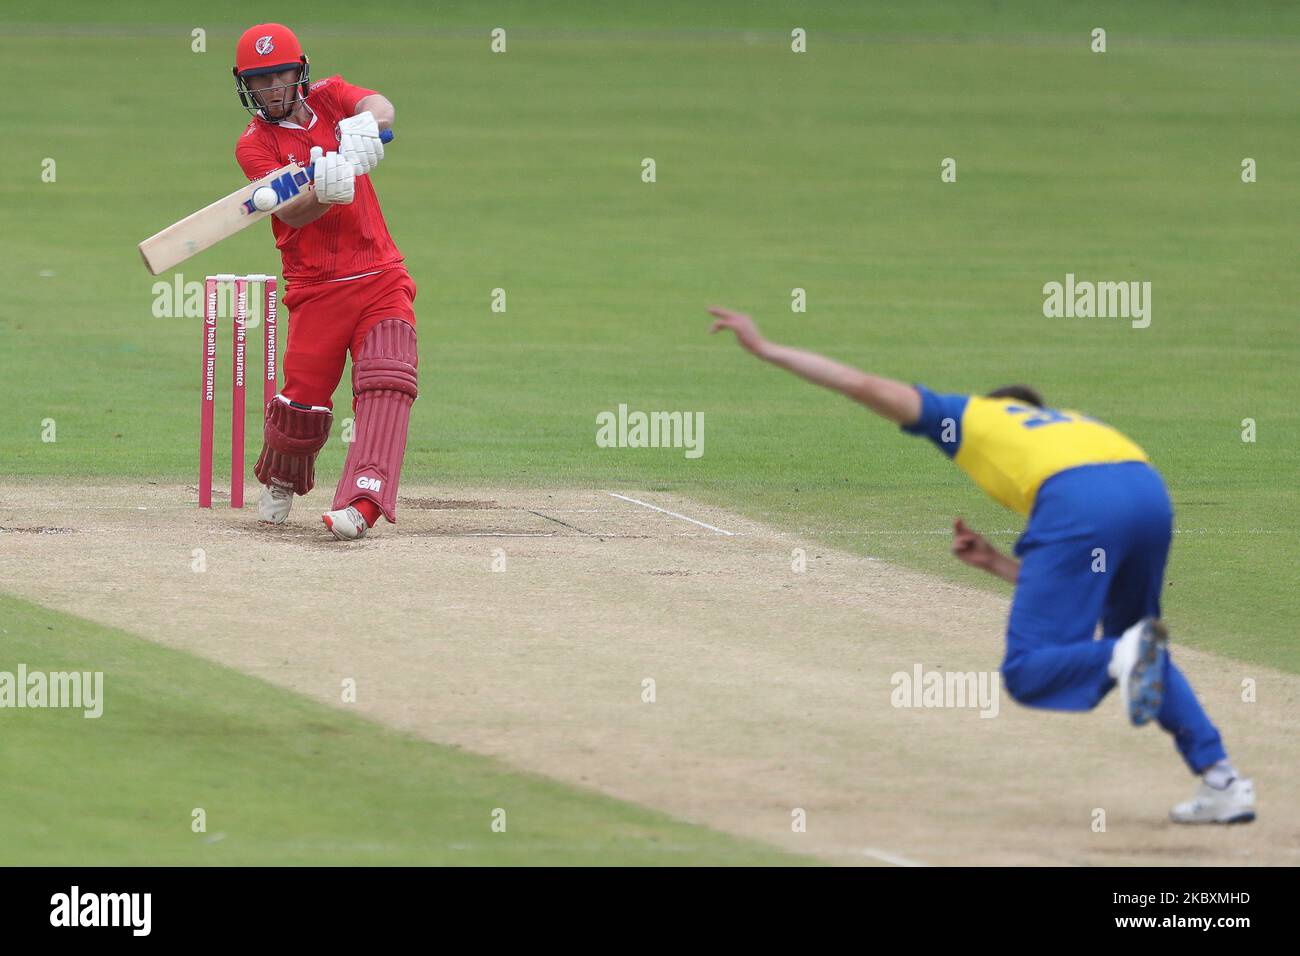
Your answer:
[356,477,382,492]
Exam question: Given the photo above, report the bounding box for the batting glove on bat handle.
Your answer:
[306,129,394,178]
[310,147,356,204]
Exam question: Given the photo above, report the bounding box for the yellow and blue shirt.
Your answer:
[901,386,1149,516]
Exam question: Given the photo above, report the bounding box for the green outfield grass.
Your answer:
[0,593,802,865]
[2,0,1296,715]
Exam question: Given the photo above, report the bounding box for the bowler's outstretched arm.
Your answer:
[709,306,1022,583]
[707,306,921,426]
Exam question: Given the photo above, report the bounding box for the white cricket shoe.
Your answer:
[1112,617,1168,726]
[259,480,295,524]
[1171,777,1256,825]
[322,505,369,541]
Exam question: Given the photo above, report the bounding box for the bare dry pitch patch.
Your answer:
[1,482,1295,865]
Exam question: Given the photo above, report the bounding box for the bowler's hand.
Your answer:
[708,307,768,357]
[951,518,1020,583]
[951,518,998,570]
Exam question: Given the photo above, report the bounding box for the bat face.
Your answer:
[238,167,312,215]
[137,161,311,275]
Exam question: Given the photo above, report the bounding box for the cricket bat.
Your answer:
[138,129,394,275]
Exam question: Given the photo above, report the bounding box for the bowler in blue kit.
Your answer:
[709,306,1256,825]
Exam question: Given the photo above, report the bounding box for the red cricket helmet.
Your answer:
[232,23,311,122]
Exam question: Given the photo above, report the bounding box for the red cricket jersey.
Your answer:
[234,75,404,284]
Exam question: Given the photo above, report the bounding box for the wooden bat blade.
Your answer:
[137,162,311,275]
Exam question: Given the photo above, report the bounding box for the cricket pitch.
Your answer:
[1,481,1295,866]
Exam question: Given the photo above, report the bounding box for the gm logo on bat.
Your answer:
[240,169,311,214]
[240,129,394,216]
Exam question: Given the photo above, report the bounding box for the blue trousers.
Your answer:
[1001,462,1226,773]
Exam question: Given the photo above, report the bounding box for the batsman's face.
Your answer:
[247,68,301,118]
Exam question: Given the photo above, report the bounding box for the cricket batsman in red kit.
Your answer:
[231,22,416,540]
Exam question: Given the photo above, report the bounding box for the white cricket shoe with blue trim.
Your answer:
[1171,777,1256,825]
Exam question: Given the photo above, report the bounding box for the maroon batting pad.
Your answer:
[254,398,333,495]
[332,319,418,522]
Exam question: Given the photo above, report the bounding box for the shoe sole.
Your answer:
[1128,619,1168,726]
[1171,811,1256,825]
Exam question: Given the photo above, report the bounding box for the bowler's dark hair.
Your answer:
[986,385,1044,407]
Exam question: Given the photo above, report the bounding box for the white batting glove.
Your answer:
[337,110,385,175]
[310,146,355,204]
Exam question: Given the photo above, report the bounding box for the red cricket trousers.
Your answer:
[280,267,417,409]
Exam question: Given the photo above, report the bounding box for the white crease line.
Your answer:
[459,532,557,537]
[606,493,735,536]
[863,847,926,867]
